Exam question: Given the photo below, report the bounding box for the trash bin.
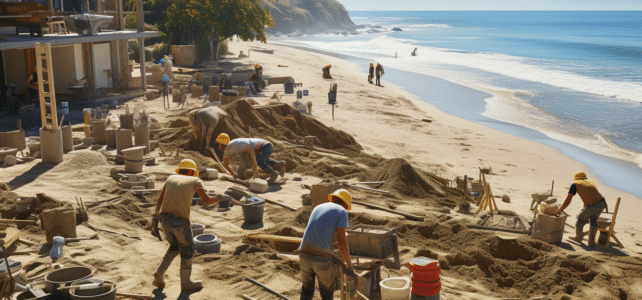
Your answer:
[328,91,337,105]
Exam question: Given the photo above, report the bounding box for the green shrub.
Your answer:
[218,40,229,57]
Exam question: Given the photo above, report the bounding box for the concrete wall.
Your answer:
[93,43,112,89]
[74,44,85,81]
[51,45,79,95]
[3,49,28,91]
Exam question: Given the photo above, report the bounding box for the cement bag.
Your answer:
[540,203,559,215]
[41,208,77,245]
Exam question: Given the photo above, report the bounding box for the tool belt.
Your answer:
[299,249,331,258]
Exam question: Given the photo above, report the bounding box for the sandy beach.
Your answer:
[1,38,641,300]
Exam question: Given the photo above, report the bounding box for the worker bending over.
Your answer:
[322,65,332,79]
[151,159,231,292]
[368,63,374,84]
[217,133,285,182]
[188,107,226,154]
[555,171,608,246]
[298,189,356,300]
[375,63,384,86]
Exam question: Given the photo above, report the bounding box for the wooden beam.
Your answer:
[352,199,424,221]
[604,197,621,249]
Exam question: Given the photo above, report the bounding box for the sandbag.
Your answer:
[41,208,77,245]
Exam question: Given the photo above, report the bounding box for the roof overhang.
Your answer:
[0,30,159,51]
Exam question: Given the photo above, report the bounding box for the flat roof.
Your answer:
[0,30,159,50]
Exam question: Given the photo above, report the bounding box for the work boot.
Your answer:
[268,171,279,183]
[568,226,585,244]
[180,258,203,292]
[276,160,286,177]
[153,250,179,289]
[588,226,598,247]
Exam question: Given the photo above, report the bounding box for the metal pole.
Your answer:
[550,180,554,197]
[245,277,291,300]
[332,104,335,120]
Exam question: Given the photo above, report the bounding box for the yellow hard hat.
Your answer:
[574,171,587,180]
[328,189,352,210]
[216,133,230,145]
[326,64,331,68]
[254,64,260,69]
[370,63,373,66]
[176,159,199,177]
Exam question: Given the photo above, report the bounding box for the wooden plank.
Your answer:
[1,232,21,249]
[0,219,37,225]
[604,197,621,249]
[262,197,297,212]
[115,292,153,299]
[351,200,424,221]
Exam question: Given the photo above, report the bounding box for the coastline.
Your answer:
[235,40,642,254]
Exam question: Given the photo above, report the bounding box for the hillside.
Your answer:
[260,0,355,34]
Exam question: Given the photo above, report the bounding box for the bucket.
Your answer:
[242,197,265,223]
[303,90,309,96]
[70,283,116,300]
[296,90,303,99]
[191,223,205,236]
[284,82,294,94]
[380,277,410,300]
[44,266,94,294]
[408,257,440,297]
[15,197,33,214]
[194,233,222,254]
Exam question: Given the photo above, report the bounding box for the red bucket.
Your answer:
[411,279,441,297]
[411,271,440,282]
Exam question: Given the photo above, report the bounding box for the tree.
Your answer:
[157,0,273,61]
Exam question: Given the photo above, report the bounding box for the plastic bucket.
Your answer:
[380,277,411,300]
[15,197,33,214]
[284,82,294,94]
[242,200,265,223]
[194,234,221,254]
[410,280,441,297]
[191,223,205,236]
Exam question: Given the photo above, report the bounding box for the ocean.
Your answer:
[272,11,642,197]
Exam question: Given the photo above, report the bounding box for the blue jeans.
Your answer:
[256,143,277,174]
[577,198,608,228]
[160,214,195,259]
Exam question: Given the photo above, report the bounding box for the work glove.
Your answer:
[345,266,358,282]
[151,215,162,241]
[219,194,233,206]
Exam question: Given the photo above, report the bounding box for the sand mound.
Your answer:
[164,100,362,153]
[53,151,109,171]
[0,191,66,219]
[361,158,443,198]
[90,193,155,229]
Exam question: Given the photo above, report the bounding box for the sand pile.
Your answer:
[52,151,109,171]
[0,191,67,219]
[162,100,362,153]
[90,193,156,229]
[360,158,446,198]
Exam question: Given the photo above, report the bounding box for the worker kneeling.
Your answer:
[322,65,332,79]
[151,159,231,292]
[298,189,356,300]
[217,133,285,182]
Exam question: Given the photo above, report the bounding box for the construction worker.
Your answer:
[216,133,285,182]
[322,65,332,79]
[368,63,374,84]
[151,159,231,292]
[298,189,356,300]
[249,72,262,93]
[375,63,384,86]
[26,65,39,104]
[188,106,227,154]
[555,171,608,246]
[162,73,170,109]
[254,64,263,78]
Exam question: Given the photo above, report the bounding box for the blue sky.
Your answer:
[340,0,642,11]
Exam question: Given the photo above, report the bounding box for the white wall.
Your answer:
[3,49,27,91]
[92,43,112,89]
[51,45,79,95]
[73,44,84,81]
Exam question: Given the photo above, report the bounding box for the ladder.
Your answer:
[35,42,58,130]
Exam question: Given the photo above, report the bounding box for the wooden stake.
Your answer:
[604,197,622,248]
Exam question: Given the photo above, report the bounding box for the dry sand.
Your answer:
[0,39,641,300]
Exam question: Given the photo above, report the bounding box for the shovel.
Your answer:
[64,234,98,244]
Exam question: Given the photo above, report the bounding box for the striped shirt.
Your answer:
[222,138,266,176]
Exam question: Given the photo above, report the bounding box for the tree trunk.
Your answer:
[210,27,220,63]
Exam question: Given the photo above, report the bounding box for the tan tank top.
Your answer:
[573,179,603,207]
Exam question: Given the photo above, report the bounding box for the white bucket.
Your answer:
[380,277,411,300]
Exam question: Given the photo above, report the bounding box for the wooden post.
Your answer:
[605,197,621,248]
[462,175,468,202]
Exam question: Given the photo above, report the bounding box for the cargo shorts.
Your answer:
[160,213,195,259]
[298,252,339,292]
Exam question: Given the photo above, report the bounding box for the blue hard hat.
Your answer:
[160,58,166,65]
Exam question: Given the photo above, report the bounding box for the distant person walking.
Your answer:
[368,63,374,84]
[395,52,397,58]
[375,63,384,86]
[555,171,608,246]
[322,65,332,79]
[411,48,418,56]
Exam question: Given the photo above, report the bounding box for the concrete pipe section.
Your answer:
[92,120,107,145]
[115,129,133,155]
[134,126,150,154]
[61,125,73,152]
[105,129,116,148]
[191,223,205,236]
[193,233,221,254]
[40,127,64,163]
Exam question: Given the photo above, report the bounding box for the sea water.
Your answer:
[273,11,642,197]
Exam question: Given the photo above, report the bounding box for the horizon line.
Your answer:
[347,9,642,12]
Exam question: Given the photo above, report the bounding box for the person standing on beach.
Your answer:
[151,159,230,292]
[217,133,285,182]
[555,171,608,246]
[368,63,374,84]
[298,189,356,300]
[322,65,332,79]
[376,63,385,86]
